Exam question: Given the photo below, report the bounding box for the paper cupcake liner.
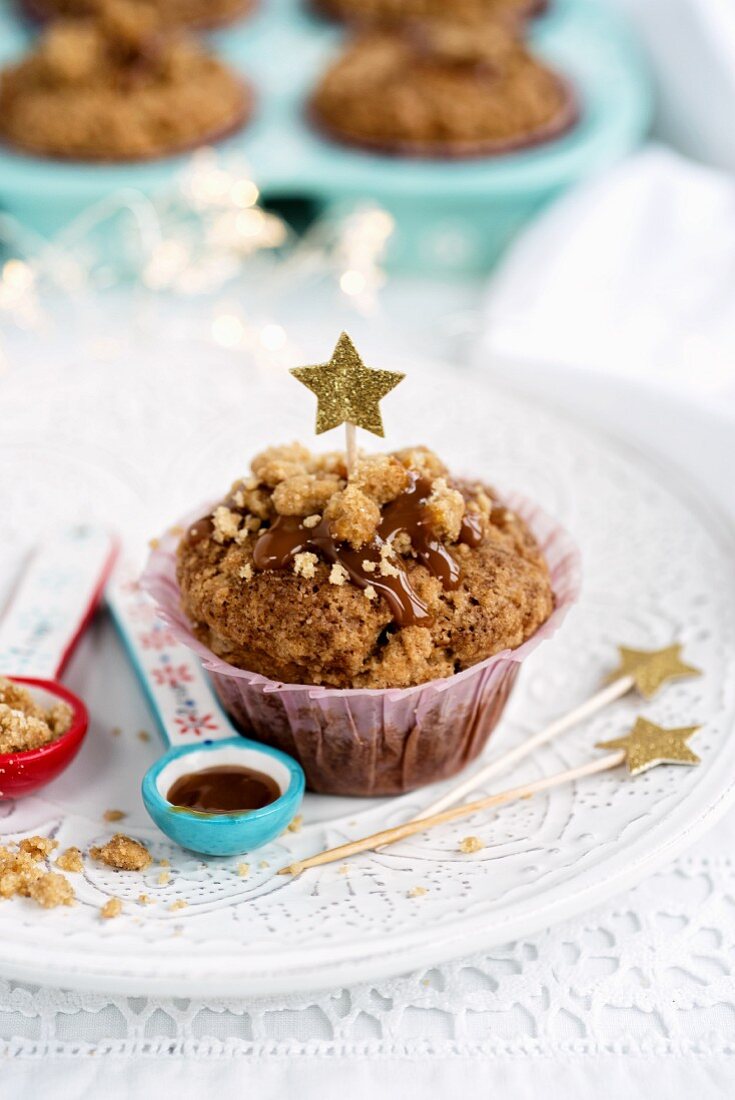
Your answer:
[142,493,582,796]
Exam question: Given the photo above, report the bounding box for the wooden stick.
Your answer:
[279,751,625,876]
[416,674,635,820]
[345,422,358,479]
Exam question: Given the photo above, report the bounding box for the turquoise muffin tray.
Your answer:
[0,0,651,271]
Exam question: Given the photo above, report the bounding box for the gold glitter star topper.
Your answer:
[290,332,405,476]
[606,644,701,700]
[596,716,701,776]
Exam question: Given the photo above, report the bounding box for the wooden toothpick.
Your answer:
[345,422,358,480]
[280,716,702,877]
[289,332,405,481]
[417,644,701,820]
[279,752,626,876]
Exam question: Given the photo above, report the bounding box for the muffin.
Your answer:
[144,443,580,796]
[309,14,576,158]
[0,0,252,161]
[177,444,554,689]
[311,0,547,27]
[20,0,255,30]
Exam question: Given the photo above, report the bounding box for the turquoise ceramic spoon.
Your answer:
[107,570,305,857]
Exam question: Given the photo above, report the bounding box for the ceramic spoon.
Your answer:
[0,527,118,798]
[107,570,305,857]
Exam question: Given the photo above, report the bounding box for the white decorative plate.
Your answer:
[1,332,734,996]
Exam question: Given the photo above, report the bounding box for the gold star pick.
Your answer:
[290,332,404,438]
[596,716,701,776]
[606,644,701,700]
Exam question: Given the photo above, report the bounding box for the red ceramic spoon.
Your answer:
[0,527,117,799]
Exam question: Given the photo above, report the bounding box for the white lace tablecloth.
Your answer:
[2,280,735,1099]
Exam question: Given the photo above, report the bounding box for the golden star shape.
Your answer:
[597,716,701,776]
[290,332,405,437]
[606,644,701,699]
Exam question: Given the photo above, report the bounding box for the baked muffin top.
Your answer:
[0,0,250,161]
[311,0,546,28]
[21,0,253,29]
[176,443,554,689]
[309,13,575,157]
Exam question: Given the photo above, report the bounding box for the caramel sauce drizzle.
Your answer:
[249,474,483,628]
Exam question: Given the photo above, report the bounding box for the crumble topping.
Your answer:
[0,679,73,755]
[293,552,319,579]
[329,562,350,586]
[324,485,381,549]
[90,834,153,871]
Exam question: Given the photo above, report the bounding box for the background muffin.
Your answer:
[0,0,251,161]
[177,443,554,690]
[20,0,255,30]
[309,14,576,158]
[311,0,547,27]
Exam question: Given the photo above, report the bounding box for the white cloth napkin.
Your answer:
[477,146,735,412]
[610,0,735,170]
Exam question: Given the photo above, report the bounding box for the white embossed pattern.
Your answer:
[0,327,734,997]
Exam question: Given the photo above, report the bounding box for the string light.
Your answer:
[0,150,394,368]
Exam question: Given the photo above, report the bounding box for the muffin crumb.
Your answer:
[237,862,250,877]
[286,814,303,833]
[303,514,321,529]
[408,885,428,898]
[169,899,188,912]
[101,897,122,919]
[90,834,152,872]
[56,847,84,873]
[459,835,484,854]
[28,872,75,909]
[19,835,58,860]
[103,809,126,823]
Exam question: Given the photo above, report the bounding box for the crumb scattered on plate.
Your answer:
[101,897,122,919]
[137,730,151,743]
[157,870,170,885]
[237,863,250,877]
[90,834,152,871]
[19,835,58,860]
[56,846,83,873]
[459,835,484,854]
[103,809,126,823]
[258,860,270,869]
[286,814,303,834]
[408,886,428,898]
[169,900,187,912]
